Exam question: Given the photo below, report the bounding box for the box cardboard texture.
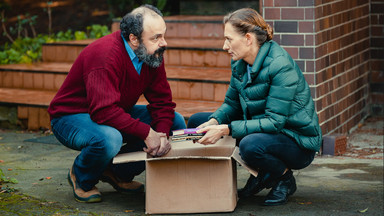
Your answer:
[113,136,257,214]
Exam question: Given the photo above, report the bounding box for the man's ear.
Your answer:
[129,34,139,47]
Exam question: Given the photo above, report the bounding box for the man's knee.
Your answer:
[92,127,123,159]
[173,112,186,130]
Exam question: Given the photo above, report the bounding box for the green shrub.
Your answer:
[0,25,111,65]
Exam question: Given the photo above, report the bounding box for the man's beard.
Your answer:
[134,43,166,68]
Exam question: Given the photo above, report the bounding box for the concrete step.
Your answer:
[0,87,221,130]
[0,63,230,101]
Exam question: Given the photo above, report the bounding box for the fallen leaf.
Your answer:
[359,208,368,213]
[0,160,4,163]
[45,177,52,180]
[124,210,134,213]
[7,168,12,171]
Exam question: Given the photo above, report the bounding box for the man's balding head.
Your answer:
[120,4,163,42]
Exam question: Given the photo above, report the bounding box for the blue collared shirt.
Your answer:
[121,34,143,75]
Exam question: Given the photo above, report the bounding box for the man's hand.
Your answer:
[156,133,171,156]
[196,124,230,145]
[143,128,161,156]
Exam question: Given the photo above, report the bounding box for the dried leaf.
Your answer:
[7,168,12,171]
[359,208,368,213]
[45,177,52,180]
[124,210,134,213]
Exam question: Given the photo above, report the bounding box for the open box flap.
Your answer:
[231,147,258,177]
[113,151,148,164]
[113,136,236,164]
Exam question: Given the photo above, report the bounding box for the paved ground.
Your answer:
[0,116,383,216]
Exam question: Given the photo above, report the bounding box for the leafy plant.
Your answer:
[0,25,111,65]
[87,24,110,39]
[0,169,18,185]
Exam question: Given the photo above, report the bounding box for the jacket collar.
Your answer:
[231,40,273,85]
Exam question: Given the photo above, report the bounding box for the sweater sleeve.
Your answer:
[144,62,176,136]
[86,68,150,140]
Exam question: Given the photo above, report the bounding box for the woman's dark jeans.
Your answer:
[187,112,315,183]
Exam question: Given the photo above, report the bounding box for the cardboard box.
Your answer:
[113,136,257,214]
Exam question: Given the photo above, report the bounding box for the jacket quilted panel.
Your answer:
[210,40,322,151]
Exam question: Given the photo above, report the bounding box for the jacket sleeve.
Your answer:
[144,62,176,136]
[232,56,299,138]
[210,76,243,124]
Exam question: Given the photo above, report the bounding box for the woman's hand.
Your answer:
[196,124,230,145]
[197,118,219,129]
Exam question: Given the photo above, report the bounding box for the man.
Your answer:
[48,4,186,203]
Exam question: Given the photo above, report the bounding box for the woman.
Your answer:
[187,8,322,206]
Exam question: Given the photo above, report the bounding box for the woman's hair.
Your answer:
[223,8,273,46]
[120,4,163,42]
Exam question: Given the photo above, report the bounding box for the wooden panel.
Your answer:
[39,108,51,129]
[214,84,228,102]
[43,73,55,90]
[202,83,215,101]
[33,73,44,89]
[12,72,23,88]
[189,82,203,100]
[17,106,29,119]
[23,73,34,89]
[28,107,40,130]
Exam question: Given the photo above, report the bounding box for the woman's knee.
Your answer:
[187,112,212,128]
[239,134,265,162]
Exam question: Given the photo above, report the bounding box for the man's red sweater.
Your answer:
[48,30,175,140]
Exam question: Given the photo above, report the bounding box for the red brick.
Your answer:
[282,8,305,20]
[281,35,304,46]
[264,8,281,20]
[305,8,315,20]
[274,0,297,7]
[263,0,274,7]
[306,34,314,46]
[284,47,298,59]
[299,21,314,33]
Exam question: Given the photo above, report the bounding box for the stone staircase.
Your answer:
[0,15,231,130]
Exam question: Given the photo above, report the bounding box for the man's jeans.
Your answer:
[51,105,186,191]
[187,112,315,182]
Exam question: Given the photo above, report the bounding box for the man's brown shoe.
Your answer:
[100,169,144,193]
[68,168,101,203]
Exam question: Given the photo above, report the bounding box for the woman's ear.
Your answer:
[129,34,139,47]
[245,33,254,46]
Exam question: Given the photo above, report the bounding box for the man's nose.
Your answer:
[160,38,167,47]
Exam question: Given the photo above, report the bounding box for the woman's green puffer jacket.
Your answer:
[210,40,322,152]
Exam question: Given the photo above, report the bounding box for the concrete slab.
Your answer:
[0,117,383,215]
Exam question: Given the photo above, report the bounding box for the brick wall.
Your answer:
[261,0,375,136]
[370,0,384,116]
